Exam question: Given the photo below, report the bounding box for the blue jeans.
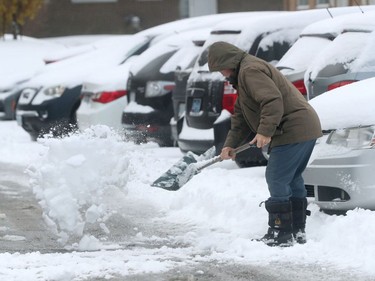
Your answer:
[265,139,316,202]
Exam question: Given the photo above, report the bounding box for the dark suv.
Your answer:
[178,10,338,167]
[122,30,210,147]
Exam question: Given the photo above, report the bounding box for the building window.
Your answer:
[330,0,349,6]
[297,0,309,10]
[71,0,117,3]
[317,0,330,7]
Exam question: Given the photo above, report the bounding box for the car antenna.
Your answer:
[353,0,365,13]
[326,8,333,18]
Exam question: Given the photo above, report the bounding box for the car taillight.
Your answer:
[93,90,127,104]
[145,81,175,98]
[222,81,237,114]
[327,80,357,91]
[292,80,307,96]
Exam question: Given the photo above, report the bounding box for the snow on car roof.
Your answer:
[276,8,375,75]
[130,28,210,75]
[0,36,67,89]
[306,28,375,80]
[301,8,375,36]
[135,12,275,38]
[309,76,375,130]
[22,36,149,89]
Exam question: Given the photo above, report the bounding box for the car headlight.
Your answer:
[43,85,66,97]
[145,81,175,98]
[327,125,375,149]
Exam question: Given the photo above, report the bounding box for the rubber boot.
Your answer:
[290,197,310,244]
[260,200,294,247]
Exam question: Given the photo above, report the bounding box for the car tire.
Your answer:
[320,209,347,216]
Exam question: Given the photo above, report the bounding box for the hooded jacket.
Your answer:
[208,41,322,148]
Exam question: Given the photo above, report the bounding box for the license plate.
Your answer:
[191,98,201,113]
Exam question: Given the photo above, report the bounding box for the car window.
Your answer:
[255,29,302,65]
[350,31,375,72]
[256,41,291,65]
[134,50,177,79]
[310,31,370,79]
[276,35,333,74]
[197,47,209,67]
[160,44,201,73]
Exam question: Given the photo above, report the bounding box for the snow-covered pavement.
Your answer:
[1,121,375,281]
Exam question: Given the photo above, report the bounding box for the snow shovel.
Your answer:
[152,142,256,191]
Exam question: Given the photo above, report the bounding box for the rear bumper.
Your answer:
[77,97,127,131]
[123,123,172,146]
[177,138,214,154]
[177,118,214,154]
[122,109,174,146]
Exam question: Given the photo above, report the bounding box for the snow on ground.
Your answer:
[1,121,375,280]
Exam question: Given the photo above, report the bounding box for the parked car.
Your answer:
[276,5,375,98]
[122,29,211,146]
[304,11,375,100]
[170,38,207,146]
[16,35,149,140]
[77,56,138,131]
[0,36,67,120]
[76,13,257,133]
[179,9,338,167]
[304,77,375,214]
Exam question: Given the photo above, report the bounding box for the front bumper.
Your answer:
[304,148,375,211]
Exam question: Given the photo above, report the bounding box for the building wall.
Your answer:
[22,0,284,38]
[284,0,375,10]
[23,0,181,38]
[217,0,284,12]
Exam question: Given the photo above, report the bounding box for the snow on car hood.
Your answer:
[309,77,375,130]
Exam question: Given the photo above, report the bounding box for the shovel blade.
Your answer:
[152,146,216,191]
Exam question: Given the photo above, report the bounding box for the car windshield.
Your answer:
[276,35,332,74]
[309,31,370,79]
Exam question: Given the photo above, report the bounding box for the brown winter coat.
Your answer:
[208,41,322,148]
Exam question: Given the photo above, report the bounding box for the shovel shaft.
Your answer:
[234,142,257,154]
[196,143,256,172]
[196,155,222,172]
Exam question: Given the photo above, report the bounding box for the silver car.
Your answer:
[276,6,375,99]
[304,12,375,100]
[304,77,375,214]
[304,126,375,214]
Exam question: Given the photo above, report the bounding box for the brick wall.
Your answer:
[217,0,283,12]
[22,0,284,38]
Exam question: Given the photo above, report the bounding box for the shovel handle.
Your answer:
[232,142,257,155]
[196,143,256,172]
